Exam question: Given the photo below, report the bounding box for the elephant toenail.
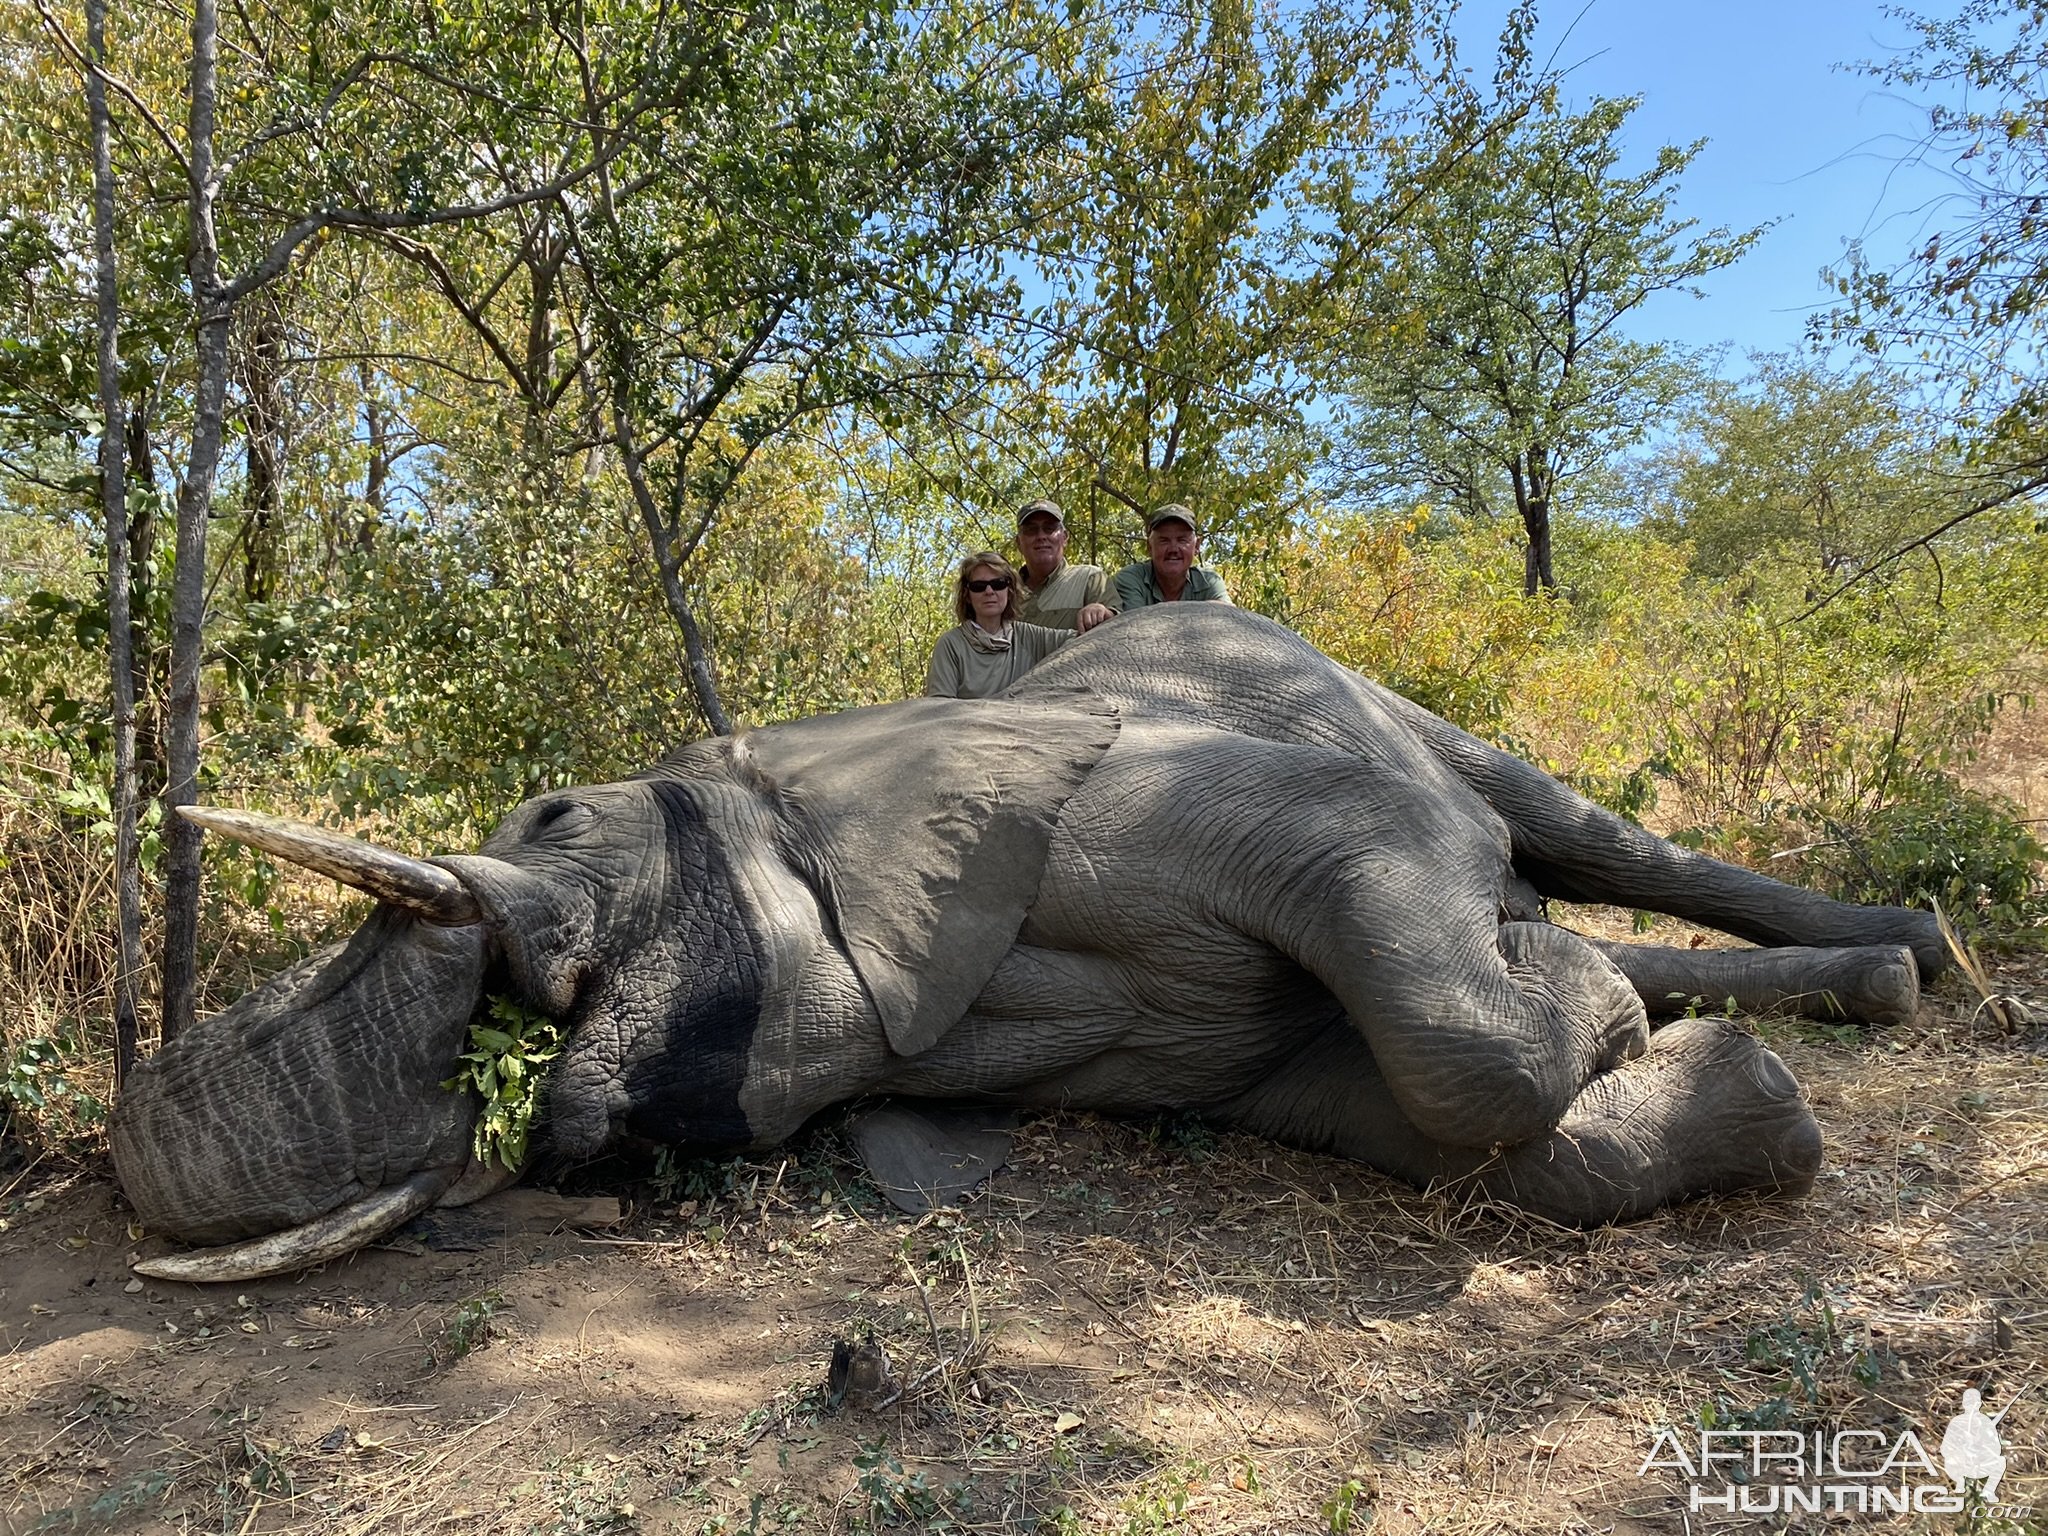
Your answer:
[1749,1049,1799,1099]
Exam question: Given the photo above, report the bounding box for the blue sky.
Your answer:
[1483,0,1957,367]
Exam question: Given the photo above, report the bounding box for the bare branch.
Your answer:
[369,230,534,398]
[219,145,625,304]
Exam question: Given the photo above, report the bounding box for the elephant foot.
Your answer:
[1463,1017,1822,1225]
[1586,939,1922,1029]
[1808,944,1921,1028]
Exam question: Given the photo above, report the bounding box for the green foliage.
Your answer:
[30,1466,176,1531]
[444,997,563,1171]
[851,1438,969,1531]
[1119,1457,1206,1535]
[1033,0,1475,550]
[1822,0,2048,485]
[649,1150,752,1208]
[1641,357,1956,579]
[1695,1280,1896,1441]
[1144,1111,1218,1162]
[1607,412,2048,934]
[1,1028,106,1152]
[1322,1477,1369,1535]
[1281,511,1569,735]
[1743,1281,1891,1400]
[1335,89,1758,591]
[438,1289,505,1362]
[1801,774,2045,932]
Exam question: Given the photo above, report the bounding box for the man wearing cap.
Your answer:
[1114,504,1231,608]
[1014,498,1119,633]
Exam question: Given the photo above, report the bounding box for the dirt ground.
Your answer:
[2,919,2044,1536]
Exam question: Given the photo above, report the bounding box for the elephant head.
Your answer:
[112,696,1119,1281]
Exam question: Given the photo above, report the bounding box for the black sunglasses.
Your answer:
[966,576,1012,593]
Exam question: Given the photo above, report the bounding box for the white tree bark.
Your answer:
[160,0,227,1042]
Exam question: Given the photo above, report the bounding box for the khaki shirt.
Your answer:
[1112,561,1231,608]
[923,622,1072,699]
[1016,561,1118,631]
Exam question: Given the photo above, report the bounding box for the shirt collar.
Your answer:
[1023,558,1068,592]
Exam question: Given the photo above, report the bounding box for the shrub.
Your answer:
[1800,774,2045,935]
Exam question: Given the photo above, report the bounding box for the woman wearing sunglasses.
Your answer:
[924,550,1080,698]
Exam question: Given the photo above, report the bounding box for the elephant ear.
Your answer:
[732,691,1119,1058]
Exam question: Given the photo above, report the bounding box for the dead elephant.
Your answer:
[114,605,1939,1281]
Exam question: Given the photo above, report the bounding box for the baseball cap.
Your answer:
[1017,498,1064,529]
[1146,503,1199,534]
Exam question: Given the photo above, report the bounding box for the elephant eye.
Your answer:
[532,798,590,836]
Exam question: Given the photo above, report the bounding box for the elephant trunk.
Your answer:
[112,908,490,1250]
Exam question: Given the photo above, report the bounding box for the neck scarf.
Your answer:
[963,619,1012,653]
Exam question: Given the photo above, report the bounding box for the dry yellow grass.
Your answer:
[2,942,2043,1534]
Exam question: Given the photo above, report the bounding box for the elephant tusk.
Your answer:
[132,1165,463,1283]
[178,805,481,926]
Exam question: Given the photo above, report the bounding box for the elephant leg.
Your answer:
[1391,695,1946,976]
[1582,939,1921,1028]
[1272,881,1652,1148]
[1051,734,1665,1153]
[1465,1017,1823,1220]
[1205,745,1651,1150]
[1222,1015,1821,1224]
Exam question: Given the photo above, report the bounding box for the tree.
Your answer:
[1332,92,1759,594]
[27,0,725,1038]
[362,0,1090,733]
[1819,0,2048,581]
[1640,356,1958,584]
[81,0,142,1088]
[1031,0,1488,563]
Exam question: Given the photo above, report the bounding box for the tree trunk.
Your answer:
[124,406,164,796]
[238,299,287,603]
[85,0,143,1088]
[1513,444,1557,596]
[358,360,387,555]
[161,0,228,1044]
[1521,501,1554,596]
[609,402,733,736]
[520,222,560,462]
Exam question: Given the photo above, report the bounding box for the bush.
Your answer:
[1802,774,2045,935]
[1276,512,1569,736]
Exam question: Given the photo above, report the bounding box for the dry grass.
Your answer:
[0,771,376,1172]
[3,950,2044,1535]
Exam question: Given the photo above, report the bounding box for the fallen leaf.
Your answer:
[1053,1412,1084,1435]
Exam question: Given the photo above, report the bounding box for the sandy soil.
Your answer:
[3,937,2044,1536]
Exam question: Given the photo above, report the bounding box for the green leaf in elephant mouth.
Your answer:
[442,995,563,1170]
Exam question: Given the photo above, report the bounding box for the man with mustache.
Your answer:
[1114,504,1230,608]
